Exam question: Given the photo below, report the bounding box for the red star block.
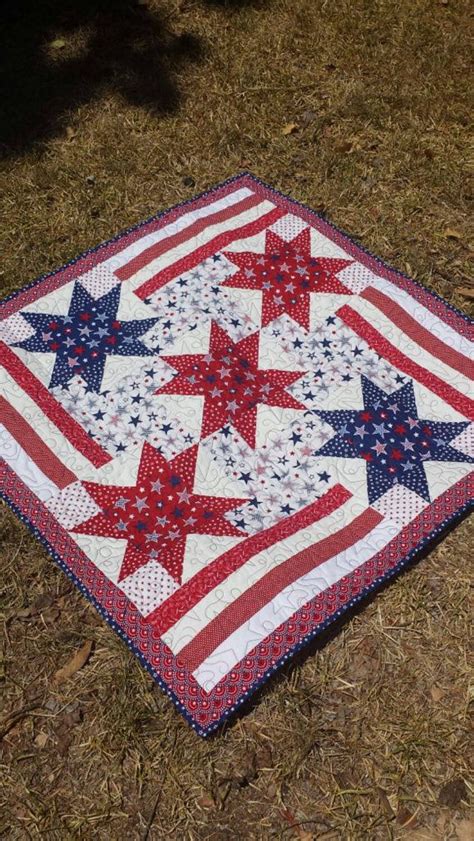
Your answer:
[157,322,306,448]
[72,444,247,583]
[222,228,352,329]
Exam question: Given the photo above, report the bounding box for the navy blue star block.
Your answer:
[12,283,159,392]
[313,377,471,503]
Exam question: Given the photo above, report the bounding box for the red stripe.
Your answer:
[219,473,472,708]
[235,175,472,339]
[179,507,383,672]
[2,174,470,341]
[0,343,111,468]
[1,456,470,730]
[0,396,76,489]
[116,193,262,281]
[135,206,284,300]
[148,484,351,634]
[0,178,250,321]
[337,305,474,420]
[361,287,474,380]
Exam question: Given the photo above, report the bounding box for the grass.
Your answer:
[0,0,472,838]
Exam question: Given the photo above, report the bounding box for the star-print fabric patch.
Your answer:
[12,283,160,393]
[313,377,471,503]
[1,174,472,736]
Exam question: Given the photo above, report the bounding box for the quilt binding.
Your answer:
[1,172,472,737]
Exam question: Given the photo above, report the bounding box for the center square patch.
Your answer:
[1,174,472,735]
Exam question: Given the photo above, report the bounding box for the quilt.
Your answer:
[1,173,472,736]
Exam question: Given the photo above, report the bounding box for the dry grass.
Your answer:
[0,0,473,838]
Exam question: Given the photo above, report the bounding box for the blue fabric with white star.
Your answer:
[311,377,471,503]
[12,283,159,392]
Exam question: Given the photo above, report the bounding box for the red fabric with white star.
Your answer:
[157,322,306,447]
[74,444,247,582]
[223,228,352,329]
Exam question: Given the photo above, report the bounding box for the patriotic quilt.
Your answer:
[1,174,472,736]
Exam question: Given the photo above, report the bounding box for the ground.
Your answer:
[0,0,472,839]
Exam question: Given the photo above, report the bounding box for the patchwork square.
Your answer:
[1,174,472,736]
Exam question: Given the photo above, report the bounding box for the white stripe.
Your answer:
[102,187,255,273]
[162,494,365,656]
[372,277,473,357]
[0,368,97,476]
[127,200,277,289]
[192,519,400,691]
[348,296,474,396]
[0,424,57,501]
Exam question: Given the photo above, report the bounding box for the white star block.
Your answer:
[449,423,474,458]
[182,534,244,583]
[22,279,75,315]
[77,264,120,300]
[372,484,427,527]
[11,346,55,387]
[270,213,308,241]
[71,534,127,584]
[424,460,473,501]
[0,313,36,344]
[119,560,180,616]
[337,262,381,294]
[46,481,101,528]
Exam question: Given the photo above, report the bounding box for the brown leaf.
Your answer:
[215,749,258,787]
[430,685,444,702]
[336,139,354,153]
[15,593,56,620]
[62,706,83,728]
[53,640,93,684]
[34,731,48,748]
[296,831,313,841]
[397,807,418,828]
[456,819,474,841]
[231,752,258,786]
[444,227,463,239]
[455,287,474,299]
[438,777,468,807]
[196,793,216,810]
[282,122,299,136]
[376,788,394,818]
[56,728,74,756]
[279,808,314,840]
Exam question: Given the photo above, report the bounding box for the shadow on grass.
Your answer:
[1,0,271,156]
[0,0,205,155]
[201,0,268,6]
